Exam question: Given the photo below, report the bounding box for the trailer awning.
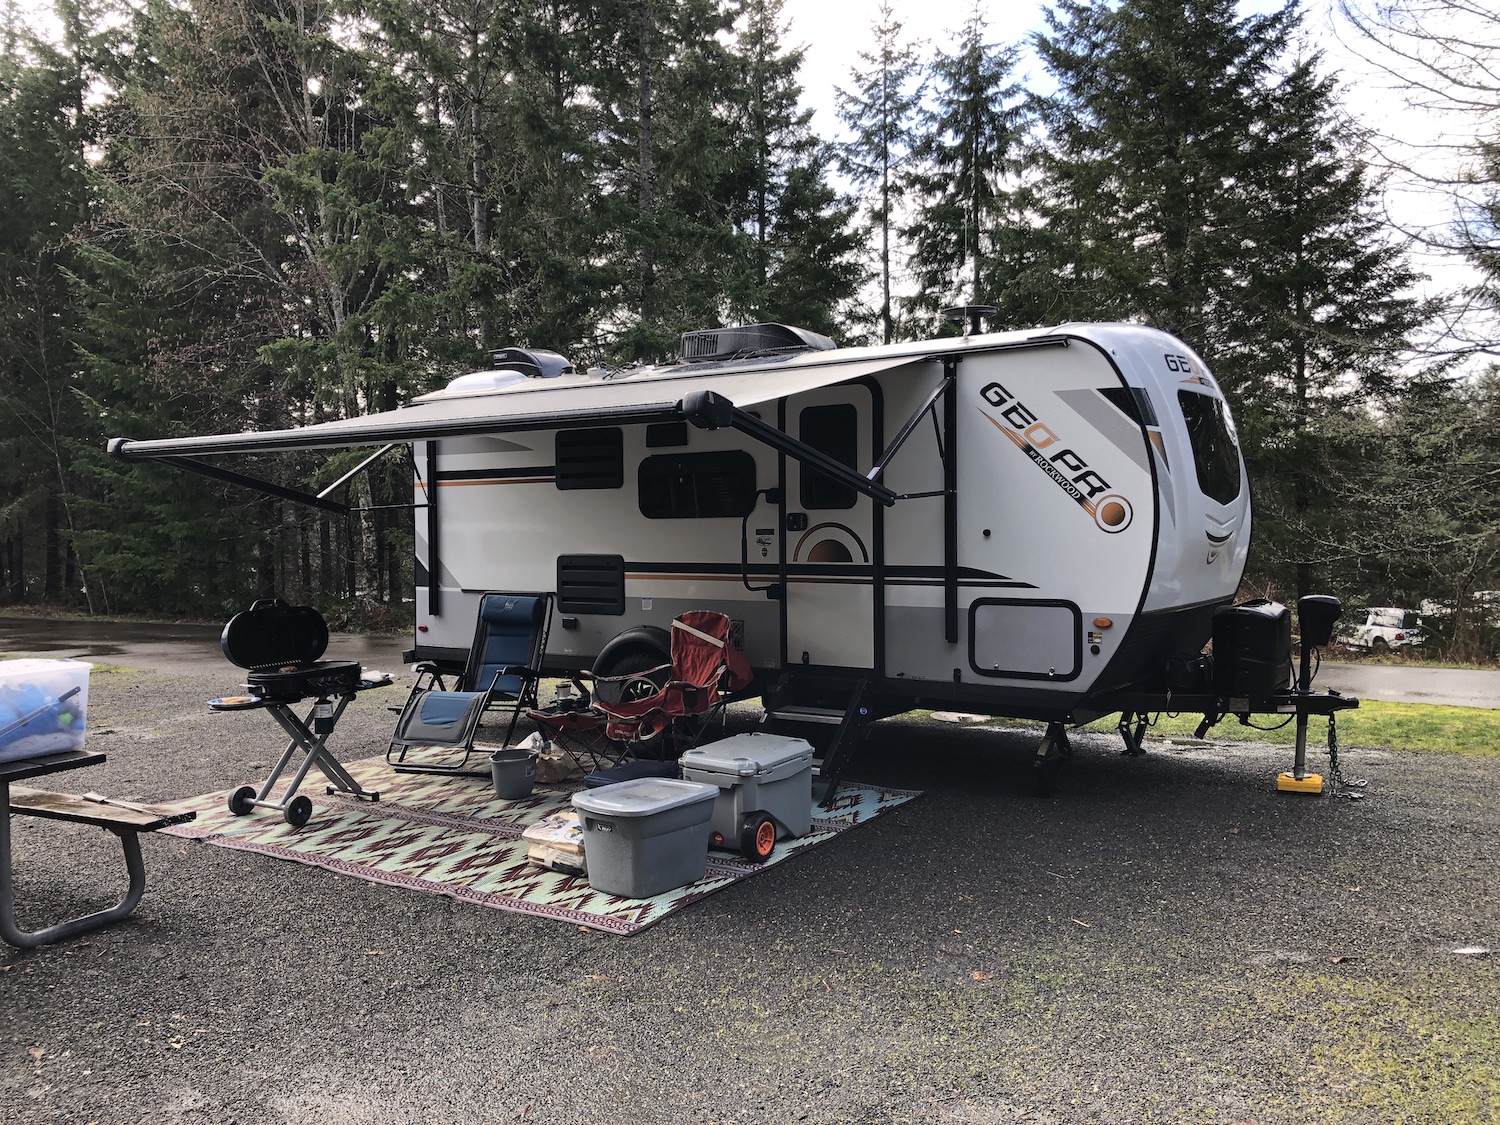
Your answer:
[106,352,926,462]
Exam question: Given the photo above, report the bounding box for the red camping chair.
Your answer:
[594,611,755,752]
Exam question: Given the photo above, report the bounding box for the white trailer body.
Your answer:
[397,323,1248,721]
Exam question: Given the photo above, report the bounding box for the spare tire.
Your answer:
[591,634,676,758]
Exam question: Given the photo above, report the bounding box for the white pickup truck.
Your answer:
[1344,607,1426,651]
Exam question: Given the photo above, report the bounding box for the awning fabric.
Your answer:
[108,352,926,462]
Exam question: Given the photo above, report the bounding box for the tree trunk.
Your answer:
[636,0,656,325]
[44,491,61,600]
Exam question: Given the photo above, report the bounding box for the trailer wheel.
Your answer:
[740,813,777,862]
[592,647,670,708]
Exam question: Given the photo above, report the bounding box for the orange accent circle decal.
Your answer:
[1094,494,1133,533]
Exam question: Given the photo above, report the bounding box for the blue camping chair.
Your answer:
[387,592,552,774]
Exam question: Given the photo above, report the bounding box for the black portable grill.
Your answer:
[210,598,389,827]
[221,598,363,699]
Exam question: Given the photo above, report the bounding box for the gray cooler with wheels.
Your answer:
[680,733,815,846]
[571,778,718,898]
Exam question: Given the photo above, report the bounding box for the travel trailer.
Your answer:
[109,316,1355,794]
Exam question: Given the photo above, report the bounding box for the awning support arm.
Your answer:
[679,391,898,507]
[153,455,350,515]
[867,369,948,483]
[942,357,960,643]
[317,443,399,500]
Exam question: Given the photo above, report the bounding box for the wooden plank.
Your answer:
[7,787,196,831]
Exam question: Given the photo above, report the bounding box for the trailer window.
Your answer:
[638,451,757,519]
[555,428,624,490]
[1177,391,1241,505]
[799,404,859,510]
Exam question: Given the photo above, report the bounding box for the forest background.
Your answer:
[2,0,1498,659]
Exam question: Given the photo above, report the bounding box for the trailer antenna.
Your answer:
[942,305,998,337]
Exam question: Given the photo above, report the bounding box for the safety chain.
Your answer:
[1326,713,1367,799]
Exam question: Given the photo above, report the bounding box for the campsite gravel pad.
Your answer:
[4,662,1500,1124]
[155,758,920,934]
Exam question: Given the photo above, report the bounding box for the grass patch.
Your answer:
[909,702,1500,757]
[1132,700,1500,757]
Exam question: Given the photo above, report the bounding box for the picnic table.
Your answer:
[0,749,195,948]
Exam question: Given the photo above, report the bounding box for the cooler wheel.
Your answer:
[739,813,776,863]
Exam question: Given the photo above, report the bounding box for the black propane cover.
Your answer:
[221,598,330,670]
[1212,599,1292,702]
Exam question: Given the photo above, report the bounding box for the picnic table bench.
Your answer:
[1,750,195,949]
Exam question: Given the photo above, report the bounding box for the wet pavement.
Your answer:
[1,615,1496,706]
[0,615,411,677]
[1307,659,1500,710]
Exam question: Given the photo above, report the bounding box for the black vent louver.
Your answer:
[557,554,626,615]
[680,323,836,362]
[555,428,623,490]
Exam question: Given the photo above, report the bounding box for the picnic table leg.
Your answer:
[1,781,148,949]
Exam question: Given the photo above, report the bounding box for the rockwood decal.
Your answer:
[979,382,1134,534]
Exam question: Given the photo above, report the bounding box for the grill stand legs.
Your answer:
[228,694,380,827]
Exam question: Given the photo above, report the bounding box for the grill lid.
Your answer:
[221,598,330,670]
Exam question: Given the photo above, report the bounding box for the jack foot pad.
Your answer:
[1276,771,1324,795]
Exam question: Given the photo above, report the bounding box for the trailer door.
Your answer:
[782,385,877,671]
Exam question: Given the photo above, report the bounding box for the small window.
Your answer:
[799,403,859,510]
[1177,391,1241,505]
[556,428,623,490]
[638,451,757,519]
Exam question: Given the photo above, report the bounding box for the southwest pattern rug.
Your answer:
[158,758,920,935]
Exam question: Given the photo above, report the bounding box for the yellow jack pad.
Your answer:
[1276,772,1324,795]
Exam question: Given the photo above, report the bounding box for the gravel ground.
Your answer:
[2,664,1498,1124]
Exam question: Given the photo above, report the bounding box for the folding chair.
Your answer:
[387,592,551,775]
[592,610,755,757]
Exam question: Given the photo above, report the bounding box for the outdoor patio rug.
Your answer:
[157,758,920,935]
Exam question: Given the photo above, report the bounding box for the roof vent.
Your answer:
[488,346,575,379]
[679,323,835,363]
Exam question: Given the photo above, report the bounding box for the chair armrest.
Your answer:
[410,662,450,693]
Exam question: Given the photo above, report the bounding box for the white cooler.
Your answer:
[679,733,814,849]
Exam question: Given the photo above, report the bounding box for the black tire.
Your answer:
[591,646,670,699]
[228,785,256,816]
[739,813,777,862]
[591,645,678,759]
[1371,637,1389,653]
[283,795,313,828]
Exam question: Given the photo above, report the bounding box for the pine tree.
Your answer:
[836,0,925,345]
[1031,0,1296,337]
[722,0,862,337]
[1221,53,1428,596]
[1031,0,1427,599]
[590,0,743,362]
[900,6,1026,334]
[0,0,116,608]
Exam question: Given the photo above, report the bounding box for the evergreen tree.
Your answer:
[836,0,924,344]
[0,0,116,608]
[1030,0,1297,337]
[723,0,862,338]
[1221,54,1428,596]
[586,0,744,362]
[901,6,1026,334]
[1031,0,1426,598]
